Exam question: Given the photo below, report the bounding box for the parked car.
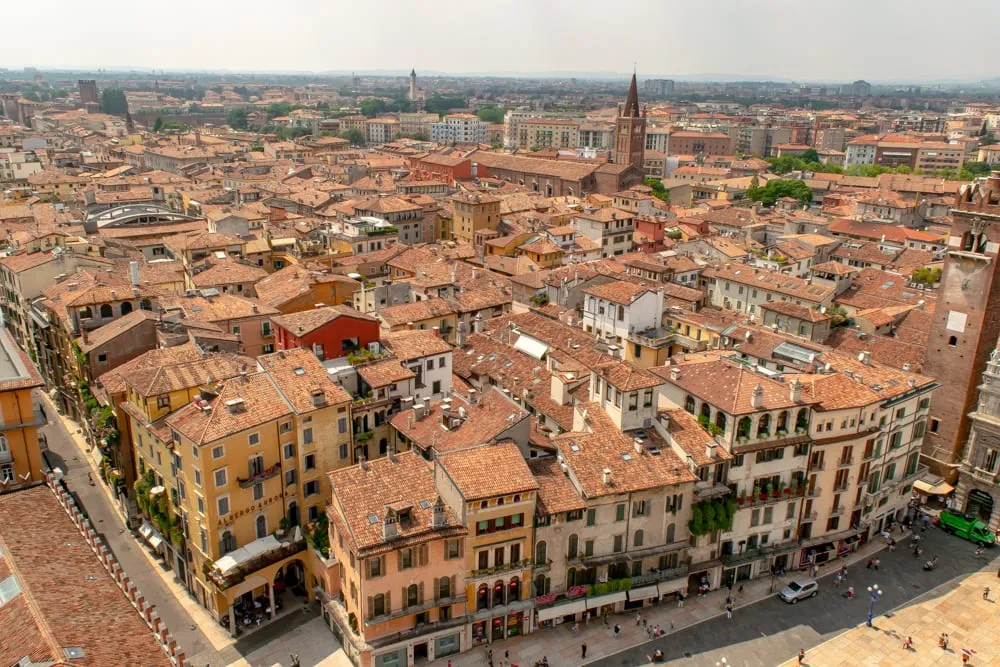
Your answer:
[779,578,818,604]
[936,510,996,546]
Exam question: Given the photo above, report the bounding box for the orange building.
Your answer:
[0,329,46,491]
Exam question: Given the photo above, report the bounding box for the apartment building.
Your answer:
[914,143,965,173]
[380,329,453,402]
[701,265,835,318]
[436,442,538,646]
[325,452,469,667]
[399,112,440,137]
[430,114,488,145]
[518,118,579,150]
[582,279,663,348]
[450,191,501,244]
[668,131,732,157]
[572,208,634,258]
[954,344,1000,533]
[366,118,401,145]
[844,136,879,168]
[0,329,45,491]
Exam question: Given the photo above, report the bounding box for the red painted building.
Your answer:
[409,153,473,184]
[634,215,668,253]
[271,305,380,361]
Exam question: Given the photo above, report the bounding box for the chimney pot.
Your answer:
[602,468,612,486]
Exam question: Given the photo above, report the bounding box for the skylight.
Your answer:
[0,575,22,607]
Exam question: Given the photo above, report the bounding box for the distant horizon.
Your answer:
[5,0,1000,83]
[2,65,991,89]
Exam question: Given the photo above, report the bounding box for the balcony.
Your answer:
[833,481,850,492]
[829,506,845,517]
[802,512,818,522]
[807,486,822,498]
[808,461,825,472]
[470,559,532,579]
[629,563,690,587]
[972,467,998,484]
[207,533,306,591]
[838,457,854,468]
[366,594,468,627]
[695,480,731,499]
[721,540,799,566]
[237,463,281,489]
[368,613,469,649]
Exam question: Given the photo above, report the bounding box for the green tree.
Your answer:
[911,267,942,286]
[359,99,387,118]
[964,161,992,176]
[477,106,506,123]
[152,117,163,132]
[747,179,812,206]
[342,128,365,146]
[644,177,670,202]
[425,94,467,115]
[799,148,820,163]
[233,86,251,100]
[267,101,292,119]
[100,88,128,115]
[226,107,249,130]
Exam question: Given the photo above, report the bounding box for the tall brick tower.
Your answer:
[614,73,646,171]
[922,172,1000,481]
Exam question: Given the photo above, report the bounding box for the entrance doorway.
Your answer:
[967,489,995,524]
[413,641,429,663]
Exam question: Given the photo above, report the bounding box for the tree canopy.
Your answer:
[799,148,820,163]
[341,128,365,146]
[99,88,128,115]
[226,107,249,130]
[267,102,293,119]
[747,179,812,206]
[644,178,670,202]
[477,106,506,124]
[424,94,467,115]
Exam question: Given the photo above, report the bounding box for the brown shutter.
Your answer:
[418,581,425,605]
[433,577,440,601]
[419,543,428,566]
[451,574,458,600]
[385,590,391,613]
[380,555,386,577]
[367,596,374,619]
[397,550,403,571]
[401,587,408,609]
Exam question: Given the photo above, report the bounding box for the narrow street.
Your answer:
[39,405,224,665]
[589,528,995,666]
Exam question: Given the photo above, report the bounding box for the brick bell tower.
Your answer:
[614,72,646,171]
[922,172,1000,481]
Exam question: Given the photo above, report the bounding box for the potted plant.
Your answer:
[783,485,792,496]
[736,493,745,506]
[758,485,768,502]
[771,484,782,498]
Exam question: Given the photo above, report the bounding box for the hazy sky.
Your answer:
[6,0,999,82]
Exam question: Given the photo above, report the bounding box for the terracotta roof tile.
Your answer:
[438,441,539,501]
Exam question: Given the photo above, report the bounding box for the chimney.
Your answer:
[789,378,803,403]
[383,510,398,540]
[359,455,367,470]
[432,326,440,338]
[602,468,612,486]
[387,442,396,462]
[432,497,447,528]
[129,260,140,286]
[669,367,681,381]
[860,351,871,365]
[311,388,326,408]
[705,441,717,460]
[750,383,764,409]
[634,438,644,455]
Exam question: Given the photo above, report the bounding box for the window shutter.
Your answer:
[419,543,428,566]
[645,502,651,516]
[385,590,391,613]
[367,596,374,619]
[451,575,458,599]
[401,587,408,609]
[433,577,440,601]
[363,559,370,580]
[418,581,425,605]
[380,555,386,577]
[397,550,403,571]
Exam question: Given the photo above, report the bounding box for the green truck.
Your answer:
[936,510,996,546]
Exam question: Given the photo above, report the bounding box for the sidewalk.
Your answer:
[777,567,1000,667]
[428,538,889,667]
[39,393,236,659]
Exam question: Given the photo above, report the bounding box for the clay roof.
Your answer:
[759,300,831,323]
[0,329,44,393]
[121,354,251,398]
[257,348,351,413]
[380,329,453,360]
[379,298,456,328]
[657,408,733,466]
[159,293,278,322]
[438,441,539,501]
[583,280,657,305]
[0,485,172,667]
[96,343,203,396]
[390,389,528,453]
[270,305,376,336]
[528,457,586,516]
[357,359,415,388]
[78,309,158,352]
[596,362,663,391]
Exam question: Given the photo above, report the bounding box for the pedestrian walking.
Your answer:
[571,622,579,636]
[902,636,914,650]
[873,558,880,571]
[487,648,493,666]
[581,642,587,659]
[834,572,842,588]
[504,649,509,666]
[614,624,621,639]
[635,612,642,626]
[725,602,733,619]
[677,592,685,608]
[603,609,609,625]
[939,633,949,649]
[846,586,855,599]
[866,558,873,570]
[976,546,985,559]
[810,563,819,578]
[888,538,896,552]
[983,586,991,601]
[797,648,805,664]
[961,648,976,663]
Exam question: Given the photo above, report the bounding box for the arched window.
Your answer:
[567,534,578,559]
[633,530,644,547]
[777,411,789,433]
[140,299,152,311]
[477,583,490,611]
[545,183,553,197]
[535,541,547,565]
[407,584,419,608]
[80,306,93,319]
[534,574,550,596]
[287,502,300,527]
[438,577,451,599]
[120,301,133,316]
[700,402,712,421]
[796,408,809,431]
[714,411,727,432]
[737,416,752,439]
[666,523,675,543]
[372,593,386,617]
[962,231,986,253]
[685,395,696,414]
[493,580,505,606]
[508,577,520,602]
[567,568,578,588]
[221,530,236,554]
[255,515,266,539]
[99,304,113,318]
[757,413,771,437]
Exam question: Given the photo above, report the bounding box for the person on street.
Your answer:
[725,601,733,619]
[581,642,587,659]
[677,592,684,608]
[846,586,855,599]
[614,624,621,639]
[873,558,880,571]
[983,586,991,601]
[939,633,949,649]
[797,648,805,664]
[635,612,642,626]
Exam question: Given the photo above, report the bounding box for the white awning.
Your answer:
[536,599,587,621]
[657,579,688,596]
[586,591,627,609]
[627,585,660,601]
[214,534,283,575]
[513,334,549,360]
[914,479,954,496]
[148,533,164,550]
[138,521,153,540]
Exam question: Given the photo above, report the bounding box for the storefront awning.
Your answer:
[536,599,587,622]
[138,521,153,540]
[586,591,627,609]
[914,479,954,496]
[215,534,283,575]
[627,585,660,601]
[657,579,688,596]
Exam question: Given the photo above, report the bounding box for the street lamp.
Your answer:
[866,584,883,627]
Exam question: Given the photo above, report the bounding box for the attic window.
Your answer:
[418,500,431,509]
[570,444,580,452]
[294,367,306,376]
[367,513,379,525]
[0,575,22,607]
[622,453,633,462]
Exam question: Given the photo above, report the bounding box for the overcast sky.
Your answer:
[6,0,999,82]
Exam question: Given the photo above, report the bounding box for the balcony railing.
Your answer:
[807,486,822,498]
[366,594,468,627]
[208,536,306,590]
[367,613,469,649]
[829,506,845,517]
[802,512,818,522]
[808,461,826,472]
[838,457,854,468]
[237,463,281,489]
[833,481,850,492]
[629,564,689,587]
[721,540,799,566]
[470,559,532,579]
[972,467,997,484]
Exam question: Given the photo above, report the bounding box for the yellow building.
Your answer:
[0,329,45,491]
[125,348,352,629]
[435,442,538,647]
[517,239,563,269]
[325,452,469,667]
[450,192,501,244]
